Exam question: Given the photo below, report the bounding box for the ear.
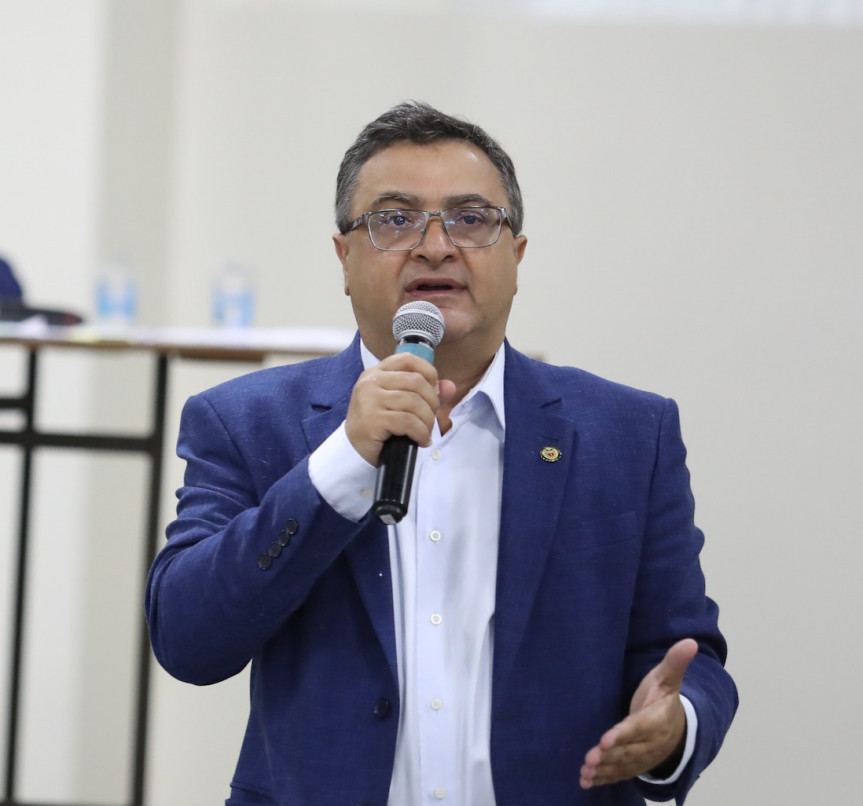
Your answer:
[513,234,527,296]
[333,233,351,296]
[514,234,528,265]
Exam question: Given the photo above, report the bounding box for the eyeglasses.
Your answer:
[347,206,511,251]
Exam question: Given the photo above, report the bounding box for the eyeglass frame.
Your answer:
[345,205,512,251]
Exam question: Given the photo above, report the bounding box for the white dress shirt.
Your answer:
[308,341,695,804]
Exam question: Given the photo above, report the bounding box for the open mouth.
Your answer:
[408,280,460,293]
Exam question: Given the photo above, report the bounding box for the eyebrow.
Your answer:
[370,192,420,209]
[369,191,496,210]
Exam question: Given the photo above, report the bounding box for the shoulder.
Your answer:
[175,340,362,466]
[198,354,341,401]
[192,337,362,413]
[504,342,669,415]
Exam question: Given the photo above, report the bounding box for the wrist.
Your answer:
[648,730,686,779]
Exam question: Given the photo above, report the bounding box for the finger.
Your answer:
[581,727,633,788]
[369,357,442,415]
[581,742,637,788]
[581,736,665,788]
[374,376,442,434]
[656,638,699,689]
[379,398,438,444]
[581,693,687,788]
[579,745,602,789]
[377,351,441,386]
[345,363,442,464]
[437,378,457,407]
[354,358,440,412]
[352,384,438,443]
[599,724,623,751]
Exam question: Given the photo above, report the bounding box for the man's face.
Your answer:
[333,140,527,360]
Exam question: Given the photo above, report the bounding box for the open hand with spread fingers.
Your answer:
[580,638,699,789]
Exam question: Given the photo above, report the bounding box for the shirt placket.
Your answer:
[414,427,460,805]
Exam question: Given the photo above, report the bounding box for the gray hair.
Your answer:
[335,101,524,236]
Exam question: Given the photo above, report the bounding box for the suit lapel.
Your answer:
[493,345,578,694]
[299,336,398,684]
[300,335,362,452]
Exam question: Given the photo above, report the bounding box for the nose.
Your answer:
[412,213,457,260]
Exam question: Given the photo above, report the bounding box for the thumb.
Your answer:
[657,638,699,690]
[437,379,458,407]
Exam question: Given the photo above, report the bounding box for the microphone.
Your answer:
[373,301,446,525]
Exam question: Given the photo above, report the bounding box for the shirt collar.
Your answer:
[359,339,506,433]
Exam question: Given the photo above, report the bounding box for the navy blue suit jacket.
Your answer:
[146,336,737,806]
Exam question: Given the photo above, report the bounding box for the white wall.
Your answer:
[1,2,861,804]
[0,0,106,800]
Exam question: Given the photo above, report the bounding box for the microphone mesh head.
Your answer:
[392,301,445,347]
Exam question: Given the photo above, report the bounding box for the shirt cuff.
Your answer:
[637,695,698,785]
[307,421,377,522]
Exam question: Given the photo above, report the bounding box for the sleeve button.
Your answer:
[284,518,299,535]
[268,541,282,558]
[257,554,273,571]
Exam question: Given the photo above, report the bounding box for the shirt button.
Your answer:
[431,449,442,460]
[430,613,442,626]
[434,787,447,799]
[429,530,442,543]
[430,698,443,711]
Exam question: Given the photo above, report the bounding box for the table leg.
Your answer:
[3,350,38,804]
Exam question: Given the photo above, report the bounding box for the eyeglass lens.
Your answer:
[368,207,503,250]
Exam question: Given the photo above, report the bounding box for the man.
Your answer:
[146,101,737,805]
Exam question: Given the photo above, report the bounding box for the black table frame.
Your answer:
[0,330,346,806]
[0,346,168,806]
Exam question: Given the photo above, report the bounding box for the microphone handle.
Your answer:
[372,435,418,525]
[372,333,436,525]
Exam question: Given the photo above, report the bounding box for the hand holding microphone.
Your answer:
[374,302,446,524]
[344,301,448,525]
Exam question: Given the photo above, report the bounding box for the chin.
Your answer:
[439,325,483,348]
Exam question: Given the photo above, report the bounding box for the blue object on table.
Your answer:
[0,254,83,324]
[0,255,23,299]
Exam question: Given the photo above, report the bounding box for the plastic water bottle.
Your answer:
[212,261,254,328]
[96,260,137,327]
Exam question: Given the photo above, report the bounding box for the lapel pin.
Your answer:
[540,446,562,463]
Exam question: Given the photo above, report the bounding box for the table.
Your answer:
[0,322,353,806]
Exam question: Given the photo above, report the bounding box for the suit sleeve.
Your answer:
[627,398,738,804]
[145,391,366,686]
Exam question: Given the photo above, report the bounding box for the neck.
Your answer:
[433,340,501,425]
[436,350,493,396]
